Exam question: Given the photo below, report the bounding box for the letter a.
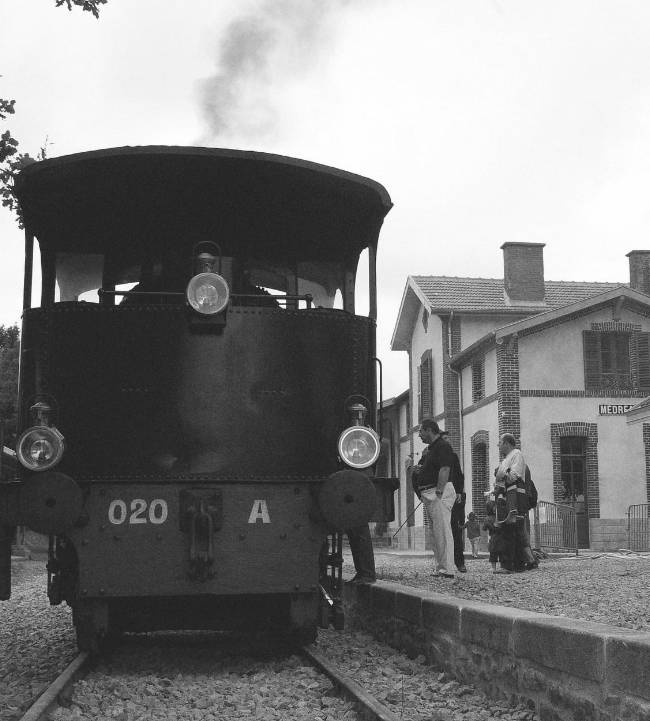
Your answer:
[248,499,271,524]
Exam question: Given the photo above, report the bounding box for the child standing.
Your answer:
[483,496,507,573]
[463,512,481,558]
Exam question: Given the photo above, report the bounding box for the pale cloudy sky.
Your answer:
[2,0,650,396]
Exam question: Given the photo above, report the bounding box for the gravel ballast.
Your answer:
[358,549,650,632]
[3,552,648,720]
[48,635,363,721]
[4,560,539,721]
[1,562,77,721]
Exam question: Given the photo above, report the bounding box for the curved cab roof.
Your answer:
[14,146,393,262]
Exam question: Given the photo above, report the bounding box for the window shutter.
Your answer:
[420,351,433,418]
[635,332,650,390]
[583,331,601,389]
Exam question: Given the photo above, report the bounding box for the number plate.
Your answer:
[107,498,169,525]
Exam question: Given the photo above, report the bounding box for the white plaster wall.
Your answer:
[520,397,647,517]
[461,314,514,350]
[460,365,471,405]
[518,307,650,390]
[598,418,646,513]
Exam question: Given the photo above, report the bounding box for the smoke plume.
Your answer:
[198,0,344,142]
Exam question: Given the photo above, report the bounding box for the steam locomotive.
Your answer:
[0,147,396,650]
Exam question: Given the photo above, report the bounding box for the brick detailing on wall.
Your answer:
[497,336,521,439]
[521,389,648,398]
[462,392,498,416]
[589,519,629,552]
[550,422,600,520]
[643,424,650,506]
[471,430,490,519]
[590,322,642,332]
[501,242,545,303]
[627,249,650,295]
[441,315,462,455]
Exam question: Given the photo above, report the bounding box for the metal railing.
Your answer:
[627,504,650,551]
[531,501,578,555]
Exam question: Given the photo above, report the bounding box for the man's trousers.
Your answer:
[421,482,456,575]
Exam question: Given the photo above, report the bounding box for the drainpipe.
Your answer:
[447,311,465,471]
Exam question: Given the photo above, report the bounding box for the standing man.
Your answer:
[346,525,376,583]
[410,419,458,578]
[495,433,535,572]
[448,436,467,573]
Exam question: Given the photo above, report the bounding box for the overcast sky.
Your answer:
[3,0,650,396]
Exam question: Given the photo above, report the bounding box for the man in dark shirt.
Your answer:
[410,419,458,578]
[445,432,467,573]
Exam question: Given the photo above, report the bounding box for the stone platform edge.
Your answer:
[343,581,650,721]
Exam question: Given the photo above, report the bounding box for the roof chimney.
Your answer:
[501,242,546,305]
[626,250,650,295]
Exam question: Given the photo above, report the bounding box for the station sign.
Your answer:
[598,404,634,415]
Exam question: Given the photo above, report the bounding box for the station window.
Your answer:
[471,357,485,404]
[560,436,586,507]
[582,330,650,390]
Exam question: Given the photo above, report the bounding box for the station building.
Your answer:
[388,242,650,551]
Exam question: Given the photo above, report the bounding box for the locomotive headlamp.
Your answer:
[348,403,368,426]
[337,426,380,469]
[16,401,65,472]
[17,425,65,472]
[337,402,380,469]
[186,272,230,315]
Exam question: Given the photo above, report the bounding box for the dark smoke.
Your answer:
[198,0,343,142]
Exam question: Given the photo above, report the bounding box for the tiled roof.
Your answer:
[411,276,625,312]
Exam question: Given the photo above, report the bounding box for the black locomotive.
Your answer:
[0,146,395,650]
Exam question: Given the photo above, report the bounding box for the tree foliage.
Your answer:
[1,0,107,226]
[0,324,20,444]
[55,0,107,19]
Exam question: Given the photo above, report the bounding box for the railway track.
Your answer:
[18,636,400,721]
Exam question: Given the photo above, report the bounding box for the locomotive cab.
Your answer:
[0,146,394,650]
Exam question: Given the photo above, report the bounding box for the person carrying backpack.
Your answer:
[522,465,538,569]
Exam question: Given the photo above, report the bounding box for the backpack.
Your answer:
[524,465,538,509]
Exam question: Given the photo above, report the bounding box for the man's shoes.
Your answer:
[433,571,455,578]
[457,565,467,573]
[525,562,539,570]
[347,574,376,584]
[493,568,512,574]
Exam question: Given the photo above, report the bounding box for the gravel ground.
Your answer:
[4,552,648,720]
[3,560,538,721]
[1,561,77,721]
[49,635,363,721]
[317,628,537,721]
[348,548,650,632]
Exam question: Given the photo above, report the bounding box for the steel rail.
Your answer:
[301,645,401,721]
[19,640,398,720]
[19,652,89,721]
